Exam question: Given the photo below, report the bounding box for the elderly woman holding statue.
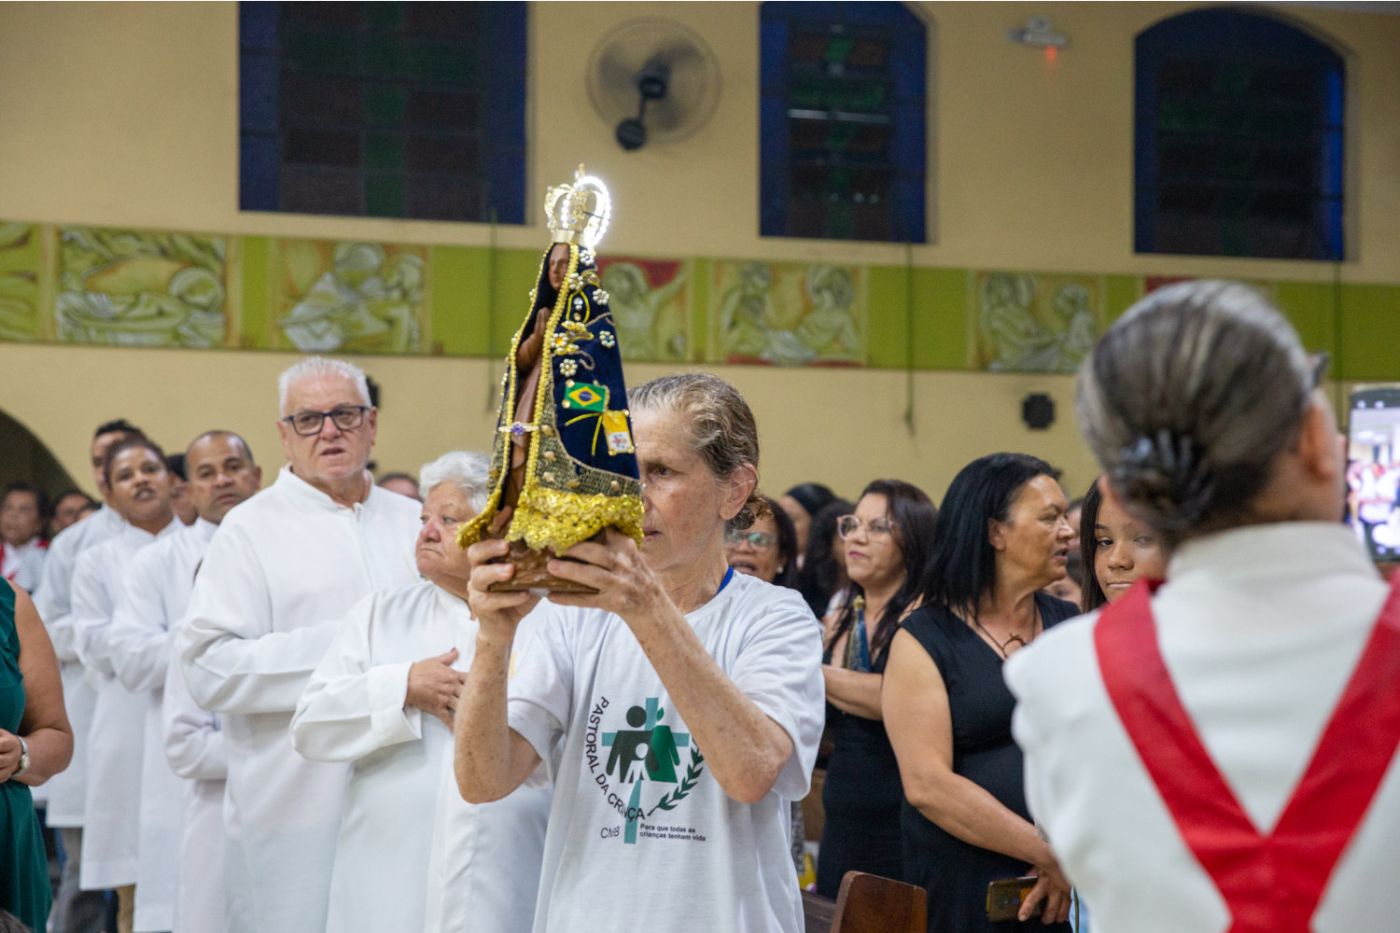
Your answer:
[292,452,550,933]
[452,167,823,933]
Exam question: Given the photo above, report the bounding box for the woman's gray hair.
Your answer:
[1076,279,1315,545]
[419,451,491,514]
[629,372,767,529]
[277,357,372,415]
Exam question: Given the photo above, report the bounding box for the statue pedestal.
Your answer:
[486,539,598,595]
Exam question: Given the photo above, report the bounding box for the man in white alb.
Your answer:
[178,357,420,933]
[108,431,262,933]
[71,436,181,928]
[35,419,145,933]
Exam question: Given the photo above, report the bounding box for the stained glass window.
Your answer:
[1135,9,1344,260]
[760,2,927,243]
[239,2,526,224]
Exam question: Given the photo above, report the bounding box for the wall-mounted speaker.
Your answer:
[1022,393,1055,430]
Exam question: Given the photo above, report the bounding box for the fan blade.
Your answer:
[593,48,642,120]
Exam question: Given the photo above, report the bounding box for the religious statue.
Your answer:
[457,166,644,593]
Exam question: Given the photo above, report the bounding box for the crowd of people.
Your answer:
[1,279,1397,933]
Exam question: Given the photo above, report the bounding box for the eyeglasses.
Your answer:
[837,515,895,539]
[282,405,369,437]
[725,528,776,550]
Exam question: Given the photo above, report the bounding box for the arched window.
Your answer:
[1135,8,1344,260]
[760,2,928,243]
[239,2,527,224]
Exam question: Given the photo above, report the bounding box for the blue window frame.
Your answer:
[239,2,526,224]
[760,2,927,243]
[1135,8,1344,261]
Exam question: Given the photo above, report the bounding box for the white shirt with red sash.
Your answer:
[1006,522,1400,933]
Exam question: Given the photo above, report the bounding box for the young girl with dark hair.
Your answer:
[1076,479,1168,613]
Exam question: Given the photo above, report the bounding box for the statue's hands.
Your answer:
[546,529,666,623]
[466,539,542,647]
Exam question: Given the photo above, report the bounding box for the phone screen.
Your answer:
[1346,386,1400,562]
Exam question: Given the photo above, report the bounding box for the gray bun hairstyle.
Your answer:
[1076,280,1316,545]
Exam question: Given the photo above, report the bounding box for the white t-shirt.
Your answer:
[507,571,824,933]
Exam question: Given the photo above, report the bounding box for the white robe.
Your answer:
[291,582,551,933]
[177,466,420,933]
[70,517,180,889]
[33,505,125,820]
[163,618,228,933]
[110,518,218,932]
[1007,523,1400,933]
[1,536,46,594]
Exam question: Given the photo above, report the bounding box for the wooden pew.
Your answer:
[804,871,927,933]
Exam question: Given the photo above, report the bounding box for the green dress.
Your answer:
[0,581,50,930]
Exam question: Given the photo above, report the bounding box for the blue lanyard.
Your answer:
[717,565,735,596]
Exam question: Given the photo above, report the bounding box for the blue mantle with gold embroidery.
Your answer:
[458,240,644,554]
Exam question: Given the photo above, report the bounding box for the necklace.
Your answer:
[970,607,1041,659]
[843,596,872,672]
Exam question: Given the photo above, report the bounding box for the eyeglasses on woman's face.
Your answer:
[282,405,369,437]
[837,514,895,540]
[724,528,776,550]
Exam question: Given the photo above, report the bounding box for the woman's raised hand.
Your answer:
[465,538,542,645]
[545,528,667,622]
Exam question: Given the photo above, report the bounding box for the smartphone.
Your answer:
[1346,386,1400,563]
[986,875,1037,922]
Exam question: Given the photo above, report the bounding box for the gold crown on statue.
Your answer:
[544,164,612,250]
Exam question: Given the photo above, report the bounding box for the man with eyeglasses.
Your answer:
[177,357,420,933]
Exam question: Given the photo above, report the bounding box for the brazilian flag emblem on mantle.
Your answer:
[563,381,608,412]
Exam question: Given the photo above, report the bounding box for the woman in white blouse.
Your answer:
[292,451,550,933]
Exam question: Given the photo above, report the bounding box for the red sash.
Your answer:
[1094,577,1400,932]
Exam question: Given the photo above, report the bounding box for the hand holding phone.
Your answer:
[986,876,1037,922]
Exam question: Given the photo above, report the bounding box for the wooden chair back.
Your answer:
[830,871,927,933]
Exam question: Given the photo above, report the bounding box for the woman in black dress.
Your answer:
[883,454,1076,932]
[817,479,936,897]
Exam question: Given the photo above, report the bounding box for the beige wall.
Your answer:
[0,340,1097,504]
[3,2,1397,276]
[1,1,1395,503]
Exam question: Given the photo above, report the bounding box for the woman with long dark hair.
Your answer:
[780,483,838,568]
[816,479,936,897]
[797,499,854,618]
[884,454,1076,932]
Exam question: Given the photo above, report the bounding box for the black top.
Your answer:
[817,640,905,895]
[898,592,1078,933]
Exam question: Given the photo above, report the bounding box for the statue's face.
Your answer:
[547,244,570,291]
